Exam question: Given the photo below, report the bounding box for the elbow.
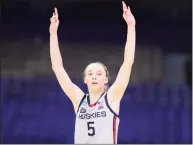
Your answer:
[123,60,134,67]
[51,61,63,72]
[52,65,57,72]
[52,64,61,72]
[124,54,135,65]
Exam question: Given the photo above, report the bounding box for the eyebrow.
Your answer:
[87,70,103,73]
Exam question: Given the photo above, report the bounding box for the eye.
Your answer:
[88,72,92,76]
[97,72,102,76]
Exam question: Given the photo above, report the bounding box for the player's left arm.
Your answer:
[108,1,136,105]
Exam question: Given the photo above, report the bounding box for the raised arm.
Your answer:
[49,8,84,112]
[107,1,136,111]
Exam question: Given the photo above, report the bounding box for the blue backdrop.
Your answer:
[1,76,192,144]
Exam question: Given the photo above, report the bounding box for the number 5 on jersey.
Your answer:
[87,121,95,136]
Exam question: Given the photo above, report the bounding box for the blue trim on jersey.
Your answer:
[104,93,120,118]
[76,94,87,113]
[87,92,105,107]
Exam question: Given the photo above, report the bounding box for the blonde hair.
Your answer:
[83,62,110,80]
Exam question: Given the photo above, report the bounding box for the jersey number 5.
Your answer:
[87,121,95,136]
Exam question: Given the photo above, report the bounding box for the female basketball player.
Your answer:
[49,1,135,144]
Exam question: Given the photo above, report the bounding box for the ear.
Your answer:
[84,76,87,84]
[104,77,108,84]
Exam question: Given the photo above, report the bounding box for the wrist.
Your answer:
[127,26,135,33]
[127,23,135,28]
[50,32,58,36]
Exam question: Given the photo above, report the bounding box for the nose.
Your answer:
[92,75,97,80]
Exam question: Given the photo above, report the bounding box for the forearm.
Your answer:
[124,25,136,65]
[50,33,63,70]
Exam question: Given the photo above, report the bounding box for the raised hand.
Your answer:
[122,1,136,26]
[49,8,59,34]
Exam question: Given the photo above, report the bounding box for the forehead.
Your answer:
[86,63,105,72]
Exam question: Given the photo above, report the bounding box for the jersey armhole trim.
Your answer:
[76,94,87,113]
[104,93,120,118]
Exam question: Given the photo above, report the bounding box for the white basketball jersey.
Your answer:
[74,92,120,144]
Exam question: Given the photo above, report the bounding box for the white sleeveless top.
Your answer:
[74,92,120,144]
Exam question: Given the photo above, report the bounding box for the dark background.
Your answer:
[1,0,192,52]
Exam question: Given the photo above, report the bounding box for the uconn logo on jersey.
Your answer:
[78,110,106,120]
[78,100,106,119]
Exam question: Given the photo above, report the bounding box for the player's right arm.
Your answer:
[49,8,85,112]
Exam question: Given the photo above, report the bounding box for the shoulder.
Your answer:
[74,94,87,113]
[105,91,121,117]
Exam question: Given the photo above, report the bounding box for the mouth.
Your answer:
[92,82,98,85]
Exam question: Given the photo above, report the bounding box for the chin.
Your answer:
[89,85,103,91]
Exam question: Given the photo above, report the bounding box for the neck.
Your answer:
[88,88,105,104]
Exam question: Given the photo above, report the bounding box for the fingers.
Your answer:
[50,7,59,23]
[127,6,131,13]
[122,1,132,16]
[50,13,55,22]
[54,7,59,19]
[50,16,57,23]
[122,1,127,12]
[51,7,58,19]
[54,7,58,15]
[50,16,55,23]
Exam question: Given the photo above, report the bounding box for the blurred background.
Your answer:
[1,0,192,144]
